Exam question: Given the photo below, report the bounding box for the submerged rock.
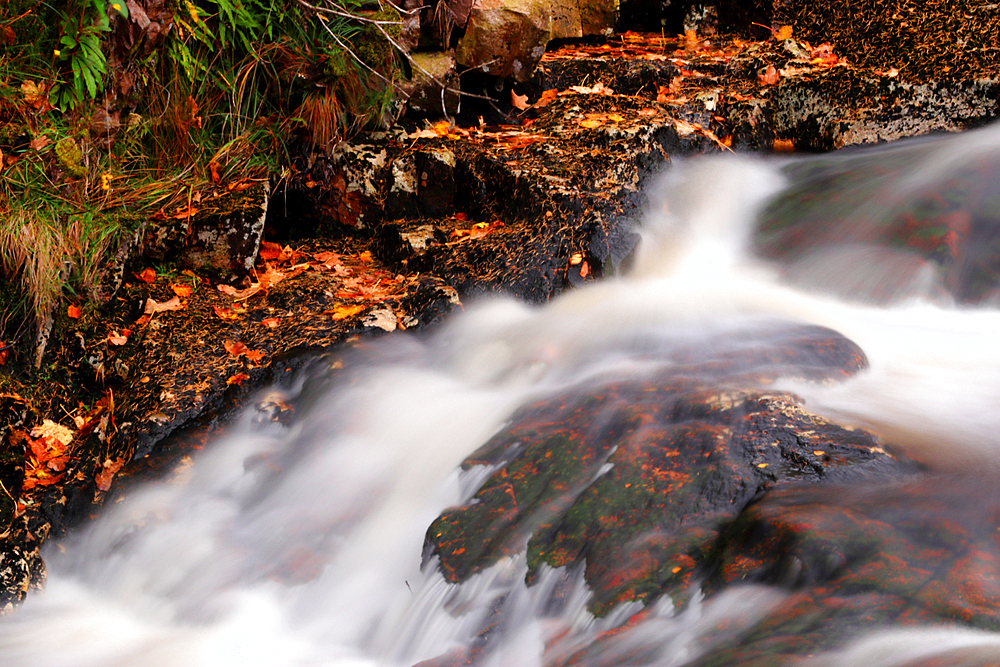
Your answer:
[424,322,916,616]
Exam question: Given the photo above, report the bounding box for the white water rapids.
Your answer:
[4,127,1000,666]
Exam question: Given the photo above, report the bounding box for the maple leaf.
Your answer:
[171,283,192,297]
[135,267,156,283]
[223,340,249,357]
[776,25,794,40]
[510,90,530,110]
[96,458,125,492]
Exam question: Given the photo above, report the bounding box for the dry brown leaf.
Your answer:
[144,296,185,314]
[217,283,262,300]
[96,458,125,492]
[510,90,530,110]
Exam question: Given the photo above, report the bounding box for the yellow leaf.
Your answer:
[325,304,365,320]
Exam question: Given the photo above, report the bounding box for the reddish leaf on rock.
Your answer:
[96,458,125,492]
[135,267,156,283]
[67,304,81,319]
[759,64,779,85]
[226,372,250,386]
[223,340,249,357]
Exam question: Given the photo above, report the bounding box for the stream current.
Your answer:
[4,127,1000,666]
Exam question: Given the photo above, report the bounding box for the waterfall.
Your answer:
[4,125,1000,667]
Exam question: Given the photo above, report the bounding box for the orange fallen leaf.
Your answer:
[171,283,192,297]
[510,90,530,110]
[325,304,365,320]
[638,108,658,117]
[226,372,250,386]
[213,305,242,320]
[172,205,199,219]
[209,159,221,184]
[776,25,793,40]
[96,458,125,492]
[579,118,604,129]
[534,89,558,108]
[261,317,280,328]
[135,267,156,283]
[259,241,284,261]
[579,261,590,278]
[569,252,584,265]
[358,251,373,263]
[223,340,249,357]
[67,304,81,319]
[245,349,265,363]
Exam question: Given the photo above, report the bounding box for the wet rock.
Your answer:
[755,128,1000,304]
[143,184,269,284]
[455,0,618,81]
[685,477,1000,665]
[424,323,915,616]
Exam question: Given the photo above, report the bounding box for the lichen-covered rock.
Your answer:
[455,0,619,81]
[424,323,915,616]
[143,184,269,284]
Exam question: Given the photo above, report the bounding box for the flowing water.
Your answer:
[4,126,1000,666]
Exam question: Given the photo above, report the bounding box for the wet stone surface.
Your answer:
[424,323,917,618]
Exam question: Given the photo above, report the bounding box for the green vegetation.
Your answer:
[0,0,404,369]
